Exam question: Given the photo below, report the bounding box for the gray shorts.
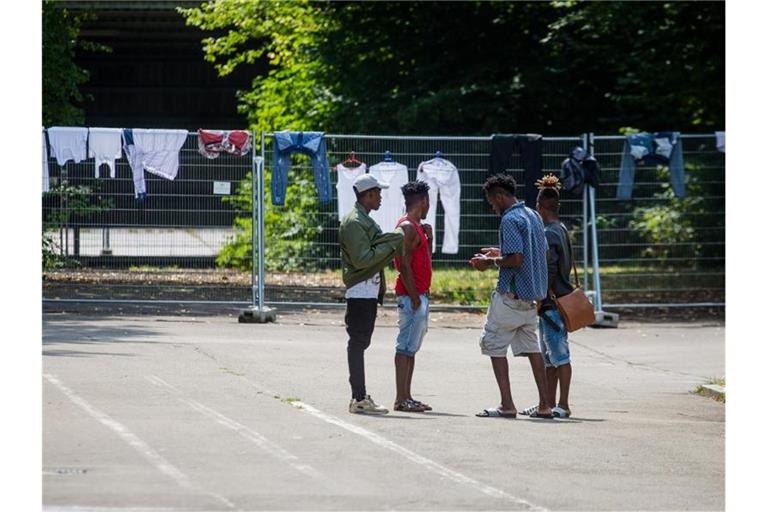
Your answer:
[479,291,540,357]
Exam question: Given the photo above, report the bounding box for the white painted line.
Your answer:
[43,508,190,512]
[291,398,546,511]
[230,375,545,509]
[43,374,235,510]
[145,375,323,481]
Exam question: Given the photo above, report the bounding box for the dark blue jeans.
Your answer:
[271,131,332,206]
[617,132,685,199]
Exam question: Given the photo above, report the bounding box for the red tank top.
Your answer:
[394,215,433,296]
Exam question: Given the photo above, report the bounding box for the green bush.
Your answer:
[216,165,325,272]
[629,164,705,263]
[42,182,114,272]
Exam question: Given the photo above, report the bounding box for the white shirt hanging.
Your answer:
[88,127,123,178]
[47,127,88,167]
[368,161,409,231]
[715,131,725,153]
[336,163,367,220]
[123,129,188,198]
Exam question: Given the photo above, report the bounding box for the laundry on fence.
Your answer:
[335,162,368,220]
[369,160,409,234]
[88,127,123,178]
[47,126,88,167]
[489,134,543,208]
[417,155,461,254]
[197,129,252,158]
[617,132,685,199]
[271,131,332,206]
[715,131,725,153]
[42,131,50,193]
[122,128,188,199]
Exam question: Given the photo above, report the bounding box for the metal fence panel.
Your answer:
[591,134,725,306]
[43,130,725,308]
[42,130,253,303]
[259,134,586,305]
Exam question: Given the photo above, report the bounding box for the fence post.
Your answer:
[251,132,259,308]
[62,165,69,256]
[239,130,276,323]
[587,132,619,327]
[101,227,112,255]
[581,133,590,291]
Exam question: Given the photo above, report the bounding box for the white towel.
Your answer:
[123,129,188,198]
[88,127,123,178]
[47,126,88,167]
[42,131,50,193]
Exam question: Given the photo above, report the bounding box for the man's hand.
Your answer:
[410,294,422,311]
[422,223,433,244]
[469,254,494,272]
[481,247,500,258]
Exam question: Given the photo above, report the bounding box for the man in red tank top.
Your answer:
[393,182,434,412]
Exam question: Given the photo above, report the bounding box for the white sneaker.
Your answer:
[349,395,389,415]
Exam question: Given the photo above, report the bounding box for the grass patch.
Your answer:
[282,396,303,409]
[272,395,304,409]
[383,264,723,305]
[694,377,725,403]
[384,267,497,305]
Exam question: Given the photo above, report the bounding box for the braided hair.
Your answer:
[536,174,561,214]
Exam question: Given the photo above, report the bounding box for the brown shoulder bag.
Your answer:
[550,229,595,332]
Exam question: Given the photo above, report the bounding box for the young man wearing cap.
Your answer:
[340,173,404,414]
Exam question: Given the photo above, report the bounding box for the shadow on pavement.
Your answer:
[43,318,172,358]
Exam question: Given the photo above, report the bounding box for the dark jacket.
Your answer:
[339,203,404,303]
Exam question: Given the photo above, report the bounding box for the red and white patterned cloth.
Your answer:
[197,129,252,158]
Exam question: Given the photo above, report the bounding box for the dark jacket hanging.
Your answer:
[489,134,543,208]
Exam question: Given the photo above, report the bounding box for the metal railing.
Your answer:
[42,130,725,310]
[42,130,253,304]
[589,134,725,308]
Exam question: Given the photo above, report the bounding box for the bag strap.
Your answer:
[560,223,580,289]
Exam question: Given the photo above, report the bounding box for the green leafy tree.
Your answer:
[179,0,337,133]
[42,1,111,272]
[42,0,109,126]
[182,1,725,135]
[540,1,724,131]
[180,0,724,271]
[181,0,337,271]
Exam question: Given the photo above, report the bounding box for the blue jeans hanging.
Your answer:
[617,132,685,199]
[271,131,332,206]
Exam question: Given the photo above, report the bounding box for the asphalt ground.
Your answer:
[42,306,725,511]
